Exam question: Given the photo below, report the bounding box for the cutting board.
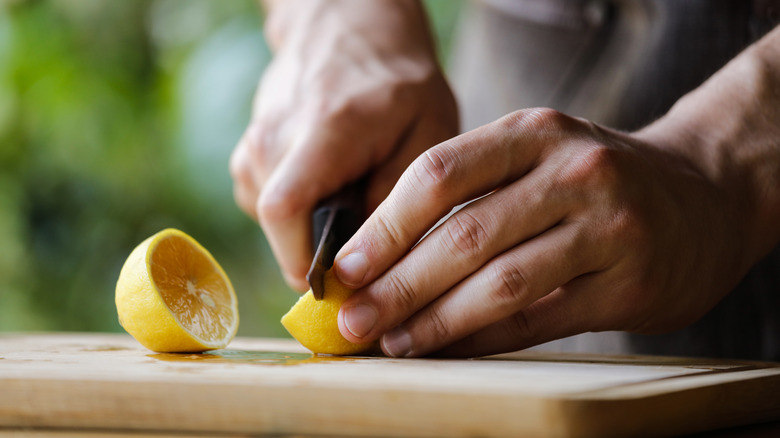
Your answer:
[2,333,780,437]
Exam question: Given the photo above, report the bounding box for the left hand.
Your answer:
[229,0,457,291]
[331,108,754,358]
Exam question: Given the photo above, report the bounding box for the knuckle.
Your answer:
[519,180,549,210]
[564,144,622,189]
[443,212,488,260]
[411,146,457,199]
[526,107,569,131]
[256,186,306,224]
[560,145,654,255]
[229,148,248,181]
[372,213,406,251]
[240,121,276,171]
[595,200,652,258]
[243,121,267,153]
[322,97,360,125]
[502,107,570,135]
[487,262,532,308]
[389,77,418,105]
[233,186,257,219]
[424,307,452,342]
[382,272,419,312]
[505,310,535,341]
[609,207,648,244]
[316,85,383,126]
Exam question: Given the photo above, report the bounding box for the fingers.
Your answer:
[365,117,454,213]
[330,109,625,356]
[232,101,440,291]
[365,80,460,213]
[230,142,259,220]
[230,125,264,220]
[233,90,410,290]
[230,115,315,291]
[336,160,572,341]
[433,274,605,358]
[334,109,578,288]
[379,222,605,357]
[264,118,452,291]
[257,124,375,291]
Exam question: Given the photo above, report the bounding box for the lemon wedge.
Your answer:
[115,228,239,352]
[281,269,376,355]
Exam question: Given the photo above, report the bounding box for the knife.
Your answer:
[306,180,365,300]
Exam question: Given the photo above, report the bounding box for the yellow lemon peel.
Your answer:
[281,270,376,355]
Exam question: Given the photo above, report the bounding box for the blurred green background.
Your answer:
[0,0,462,337]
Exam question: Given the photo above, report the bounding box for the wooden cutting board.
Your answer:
[2,333,780,438]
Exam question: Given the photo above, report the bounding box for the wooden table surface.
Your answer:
[2,333,780,437]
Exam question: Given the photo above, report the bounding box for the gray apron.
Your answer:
[449,0,780,360]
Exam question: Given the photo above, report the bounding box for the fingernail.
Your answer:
[343,304,378,338]
[336,252,369,286]
[382,327,413,358]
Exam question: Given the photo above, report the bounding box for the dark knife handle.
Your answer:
[311,179,366,269]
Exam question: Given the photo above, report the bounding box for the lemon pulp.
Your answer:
[116,228,239,352]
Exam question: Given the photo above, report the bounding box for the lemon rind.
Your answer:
[280,287,375,356]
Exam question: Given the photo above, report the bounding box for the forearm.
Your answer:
[638,25,780,264]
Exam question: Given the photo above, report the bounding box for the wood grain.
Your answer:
[1,333,780,437]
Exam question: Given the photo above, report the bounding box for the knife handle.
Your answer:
[311,179,366,266]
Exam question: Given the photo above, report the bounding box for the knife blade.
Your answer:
[307,180,365,300]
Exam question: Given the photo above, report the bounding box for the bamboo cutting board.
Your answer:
[2,333,780,437]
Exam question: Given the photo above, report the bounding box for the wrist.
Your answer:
[261,0,432,56]
[636,27,780,265]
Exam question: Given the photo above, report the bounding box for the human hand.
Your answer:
[230,0,458,290]
[332,108,757,358]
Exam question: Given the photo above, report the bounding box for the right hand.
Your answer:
[230,0,459,290]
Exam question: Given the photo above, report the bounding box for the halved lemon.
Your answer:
[115,228,239,352]
[281,269,376,355]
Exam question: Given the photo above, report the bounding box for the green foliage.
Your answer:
[0,0,461,336]
[424,0,463,65]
